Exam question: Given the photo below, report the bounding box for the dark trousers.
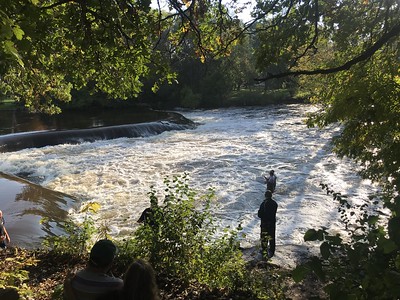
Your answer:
[260,223,276,257]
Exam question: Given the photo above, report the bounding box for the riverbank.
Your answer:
[1,246,326,300]
[0,88,307,113]
[223,89,305,107]
[0,171,327,299]
[0,172,77,248]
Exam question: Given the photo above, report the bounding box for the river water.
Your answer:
[0,104,377,266]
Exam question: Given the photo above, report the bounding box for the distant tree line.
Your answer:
[59,33,297,110]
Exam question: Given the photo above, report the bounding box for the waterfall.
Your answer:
[0,121,195,152]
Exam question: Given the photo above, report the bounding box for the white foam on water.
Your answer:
[0,104,380,265]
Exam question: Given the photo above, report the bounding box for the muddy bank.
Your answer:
[0,172,77,248]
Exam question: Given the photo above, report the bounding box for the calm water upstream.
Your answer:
[0,104,378,266]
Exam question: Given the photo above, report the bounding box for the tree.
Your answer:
[248,0,399,297]
[221,35,257,91]
[1,0,160,113]
[250,0,399,191]
[0,0,243,113]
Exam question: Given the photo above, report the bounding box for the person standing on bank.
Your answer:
[258,190,278,258]
[0,210,5,225]
[0,210,10,249]
[264,170,277,193]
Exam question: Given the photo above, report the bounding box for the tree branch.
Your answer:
[255,23,400,82]
[206,0,283,60]
[292,0,319,65]
[40,0,78,10]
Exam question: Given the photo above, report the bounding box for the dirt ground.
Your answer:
[1,246,326,300]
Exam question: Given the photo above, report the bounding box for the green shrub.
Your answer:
[0,248,37,299]
[179,86,202,109]
[293,184,400,299]
[117,173,287,299]
[42,202,100,257]
[119,174,246,290]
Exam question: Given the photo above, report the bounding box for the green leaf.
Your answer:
[81,202,101,213]
[151,82,159,93]
[292,265,310,282]
[325,234,342,246]
[12,26,24,40]
[304,229,324,241]
[3,40,15,53]
[39,217,49,224]
[3,40,24,66]
[304,229,317,241]
[377,237,398,254]
[368,215,379,225]
[308,257,325,280]
[320,242,331,260]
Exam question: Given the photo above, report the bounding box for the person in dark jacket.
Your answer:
[63,239,123,300]
[137,207,154,225]
[264,170,277,193]
[257,190,278,258]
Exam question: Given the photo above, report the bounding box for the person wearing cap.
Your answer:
[64,239,123,300]
[257,190,278,258]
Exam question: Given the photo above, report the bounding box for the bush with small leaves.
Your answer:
[293,184,400,299]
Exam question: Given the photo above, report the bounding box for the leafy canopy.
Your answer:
[0,0,243,113]
[250,1,399,298]
[249,0,399,194]
[247,0,400,299]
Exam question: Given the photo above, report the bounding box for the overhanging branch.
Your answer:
[255,23,400,82]
[40,0,77,10]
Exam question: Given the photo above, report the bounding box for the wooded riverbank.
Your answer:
[1,246,325,300]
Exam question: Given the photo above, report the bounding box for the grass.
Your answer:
[225,88,302,107]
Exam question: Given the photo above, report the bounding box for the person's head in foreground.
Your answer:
[89,239,118,271]
[122,259,160,300]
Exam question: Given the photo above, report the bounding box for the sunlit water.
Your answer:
[0,104,377,264]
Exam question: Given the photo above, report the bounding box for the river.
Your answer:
[0,104,377,267]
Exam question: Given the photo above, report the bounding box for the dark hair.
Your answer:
[269,170,274,175]
[265,190,272,199]
[122,259,159,300]
[89,239,118,268]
